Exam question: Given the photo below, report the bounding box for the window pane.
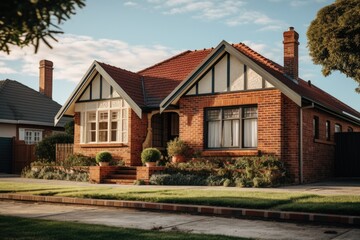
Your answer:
[122,132,128,143]
[207,109,221,120]
[111,112,118,120]
[88,112,96,121]
[90,123,96,130]
[111,122,117,130]
[111,131,117,141]
[99,131,107,142]
[224,108,239,119]
[244,107,258,118]
[223,120,239,147]
[99,112,108,121]
[208,121,221,148]
[244,119,257,148]
[99,122,108,130]
[122,119,128,131]
[90,132,96,142]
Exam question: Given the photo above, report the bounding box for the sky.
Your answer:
[0,0,359,112]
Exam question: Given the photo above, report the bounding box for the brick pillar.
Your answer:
[39,60,53,99]
[283,27,299,81]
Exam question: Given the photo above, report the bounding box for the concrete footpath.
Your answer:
[1,200,360,240]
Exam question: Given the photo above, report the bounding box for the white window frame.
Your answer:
[19,128,43,145]
[79,99,129,144]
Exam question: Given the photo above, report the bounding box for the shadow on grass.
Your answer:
[0,215,247,240]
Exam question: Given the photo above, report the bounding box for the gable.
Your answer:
[78,73,120,102]
[55,61,142,126]
[160,41,301,112]
[186,53,274,96]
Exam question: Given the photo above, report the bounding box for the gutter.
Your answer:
[299,103,314,183]
[0,119,59,127]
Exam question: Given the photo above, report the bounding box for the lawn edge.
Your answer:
[0,193,359,226]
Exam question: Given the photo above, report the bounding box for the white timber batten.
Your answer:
[225,44,301,106]
[95,64,142,119]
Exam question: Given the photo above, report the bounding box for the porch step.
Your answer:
[103,179,135,185]
[103,166,137,185]
[108,174,136,180]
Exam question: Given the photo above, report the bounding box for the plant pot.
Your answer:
[99,162,109,166]
[145,162,156,167]
[172,155,186,163]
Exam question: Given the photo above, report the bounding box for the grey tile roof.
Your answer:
[0,79,70,127]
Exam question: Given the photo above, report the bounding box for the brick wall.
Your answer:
[73,110,148,166]
[281,95,300,182]
[302,108,360,182]
[179,89,283,158]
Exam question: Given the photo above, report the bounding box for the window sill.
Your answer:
[313,139,336,146]
[202,149,258,157]
[80,143,129,148]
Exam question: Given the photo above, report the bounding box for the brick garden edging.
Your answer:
[1,193,359,226]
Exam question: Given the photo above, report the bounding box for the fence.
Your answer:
[56,143,74,162]
[12,139,36,174]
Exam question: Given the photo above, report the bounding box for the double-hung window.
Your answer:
[82,102,128,144]
[205,106,257,149]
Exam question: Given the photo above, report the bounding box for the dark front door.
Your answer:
[152,112,179,148]
[335,132,360,177]
[0,137,13,173]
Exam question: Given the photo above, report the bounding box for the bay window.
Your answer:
[205,106,258,149]
[81,99,128,144]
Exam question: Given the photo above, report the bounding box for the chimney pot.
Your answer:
[283,27,299,82]
[39,60,53,99]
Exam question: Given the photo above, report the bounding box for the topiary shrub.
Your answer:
[141,148,161,164]
[35,133,73,162]
[95,151,112,163]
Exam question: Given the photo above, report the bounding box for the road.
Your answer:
[1,200,359,240]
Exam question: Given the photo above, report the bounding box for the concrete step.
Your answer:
[103,179,135,185]
[114,169,137,175]
[108,174,136,180]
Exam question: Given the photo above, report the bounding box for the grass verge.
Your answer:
[0,215,248,240]
[1,181,360,216]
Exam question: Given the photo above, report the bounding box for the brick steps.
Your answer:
[103,166,137,185]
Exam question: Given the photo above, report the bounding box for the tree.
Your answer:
[0,0,85,54]
[307,0,360,92]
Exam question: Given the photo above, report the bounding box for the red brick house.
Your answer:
[55,28,360,183]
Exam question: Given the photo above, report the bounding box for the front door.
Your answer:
[152,112,179,149]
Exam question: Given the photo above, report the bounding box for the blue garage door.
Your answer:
[0,137,12,173]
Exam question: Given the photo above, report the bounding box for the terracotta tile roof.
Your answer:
[232,43,360,118]
[97,62,145,107]
[98,42,359,119]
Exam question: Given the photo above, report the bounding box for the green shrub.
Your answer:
[167,138,189,157]
[35,133,73,162]
[149,173,206,186]
[21,165,89,182]
[141,148,161,164]
[95,151,112,163]
[223,179,233,187]
[62,154,96,168]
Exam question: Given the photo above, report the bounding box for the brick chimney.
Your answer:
[283,27,299,81]
[39,60,53,99]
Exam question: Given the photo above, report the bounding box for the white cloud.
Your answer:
[0,61,16,74]
[0,34,179,83]
[131,0,286,31]
[124,1,138,7]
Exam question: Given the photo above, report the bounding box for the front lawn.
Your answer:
[0,215,248,240]
[1,181,360,216]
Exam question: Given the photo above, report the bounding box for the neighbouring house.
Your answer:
[0,60,70,173]
[55,28,360,183]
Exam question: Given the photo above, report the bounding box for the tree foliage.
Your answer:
[307,0,360,92]
[0,0,85,54]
